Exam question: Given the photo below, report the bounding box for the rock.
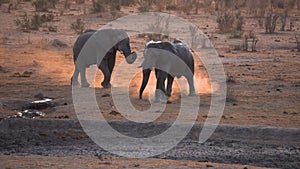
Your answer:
[15,109,45,118]
[21,71,33,77]
[0,66,9,73]
[101,94,110,97]
[109,111,120,116]
[10,72,21,77]
[34,93,44,99]
[48,39,68,48]
[29,98,54,110]
[227,76,235,83]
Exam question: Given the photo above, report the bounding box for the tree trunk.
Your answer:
[280,10,288,31]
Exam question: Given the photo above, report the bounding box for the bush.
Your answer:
[30,14,43,30]
[138,1,150,12]
[230,30,243,39]
[48,25,57,32]
[265,13,279,34]
[295,34,300,51]
[217,10,244,34]
[15,13,55,31]
[0,0,10,6]
[75,0,85,4]
[71,19,85,34]
[92,0,106,12]
[32,0,49,12]
[217,12,235,33]
[15,13,31,31]
[235,11,244,31]
[166,5,177,11]
[120,0,136,6]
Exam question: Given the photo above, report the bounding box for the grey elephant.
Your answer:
[139,40,196,101]
[71,29,137,88]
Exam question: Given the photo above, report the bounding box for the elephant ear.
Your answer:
[160,42,177,55]
[112,29,129,43]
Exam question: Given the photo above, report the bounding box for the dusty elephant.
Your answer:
[71,29,137,88]
[139,40,196,101]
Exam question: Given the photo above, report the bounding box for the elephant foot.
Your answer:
[166,92,171,97]
[81,82,90,88]
[154,90,168,103]
[189,91,197,96]
[71,77,79,86]
[101,82,111,89]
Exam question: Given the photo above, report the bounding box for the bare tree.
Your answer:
[243,29,258,52]
[295,34,300,52]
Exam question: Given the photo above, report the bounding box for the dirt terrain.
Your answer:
[0,1,300,168]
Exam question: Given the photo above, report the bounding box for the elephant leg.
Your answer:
[155,69,159,79]
[79,67,90,88]
[155,70,168,102]
[71,65,79,86]
[154,69,166,93]
[186,74,196,96]
[108,56,116,74]
[99,60,111,88]
[166,74,174,97]
[139,69,151,99]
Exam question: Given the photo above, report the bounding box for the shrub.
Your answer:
[235,11,244,31]
[217,10,244,34]
[92,0,105,12]
[138,2,150,12]
[230,30,243,39]
[75,0,85,4]
[147,14,170,36]
[48,25,57,32]
[30,14,43,30]
[166,5,177,11]
[32,0,50,12]
[295,34,300,51]
[41,13,54,22]
[48,0,58,8]
[15,13,31,31]
[120,0,136,6]
[265,13,279,34]
[0,0,10,7]
[15,13,55,31]
[70,19,85,34]
[217,12,235,33]
[64,0,71,9]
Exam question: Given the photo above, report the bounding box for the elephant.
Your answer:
[71,29,137,88]
[139,40,196,101]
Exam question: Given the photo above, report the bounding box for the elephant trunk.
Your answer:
[139,69,151,99]
[125,52,137,64]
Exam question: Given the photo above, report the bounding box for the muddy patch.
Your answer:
[0,118,299,168]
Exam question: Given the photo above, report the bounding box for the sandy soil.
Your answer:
[0,1,300,168]
[1,155,269,169]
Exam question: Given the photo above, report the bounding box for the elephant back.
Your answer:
[73,30,96,62]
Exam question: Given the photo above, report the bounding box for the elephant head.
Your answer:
[139,41,178,100]
[139,40,196,101]
[117,37,137,64]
